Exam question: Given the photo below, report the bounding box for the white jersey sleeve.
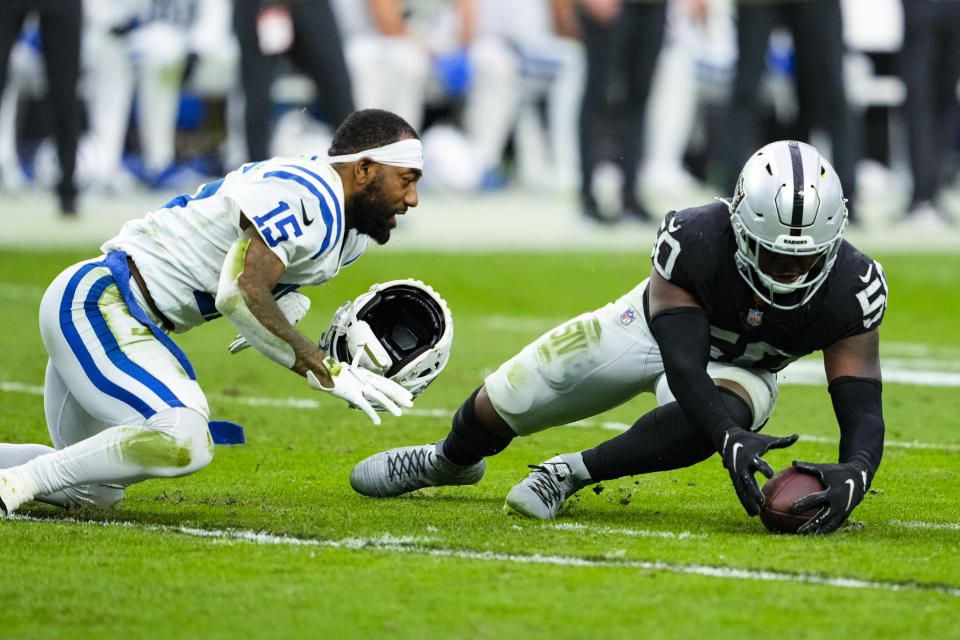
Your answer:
[101,155,362,333]
[226,158,347,275]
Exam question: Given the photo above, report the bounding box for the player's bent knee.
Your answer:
[140,408,215,476]
[654,364,777,432]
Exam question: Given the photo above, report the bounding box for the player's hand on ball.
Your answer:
[307,355,413,426]
[791,461,869,535]
[720,426,799,516]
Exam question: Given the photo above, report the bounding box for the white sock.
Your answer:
[0,410,213,513]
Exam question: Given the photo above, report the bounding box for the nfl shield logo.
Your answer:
[746,307,763,327]
[620,308,636,326]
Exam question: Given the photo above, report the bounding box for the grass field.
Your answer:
[0,247,958,639]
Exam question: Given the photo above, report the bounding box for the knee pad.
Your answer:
[654,363,777,432]
[142,407,214,475]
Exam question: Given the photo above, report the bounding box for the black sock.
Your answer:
[580,389,752,481]
[440,387,514,466]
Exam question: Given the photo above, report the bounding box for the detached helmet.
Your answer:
[320,279,453,401]
[729,140,848,310]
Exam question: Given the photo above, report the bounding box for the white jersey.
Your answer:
[101,155,368,332]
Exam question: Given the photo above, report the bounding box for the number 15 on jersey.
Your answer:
[253,201,303,247]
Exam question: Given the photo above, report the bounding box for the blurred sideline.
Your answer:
[1,174,958,254]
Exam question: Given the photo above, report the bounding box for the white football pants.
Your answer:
[484,279,778,437]
[0,258,212,511]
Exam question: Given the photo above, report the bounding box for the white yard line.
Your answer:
[888,520,960,531]
[779,360,960,387]
[3,380,958,452]
[8,514,959,597]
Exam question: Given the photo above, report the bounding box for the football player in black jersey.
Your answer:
[350,140,887,535]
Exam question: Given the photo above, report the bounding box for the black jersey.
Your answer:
[646,201,888,372]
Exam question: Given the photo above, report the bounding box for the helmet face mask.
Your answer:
[729,140,848,310]
[320,280,453,402]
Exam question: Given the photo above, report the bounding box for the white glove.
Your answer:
[229,292,311,354]
[307,355,413,426]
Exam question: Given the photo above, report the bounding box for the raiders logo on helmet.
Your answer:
[320,279,453,405]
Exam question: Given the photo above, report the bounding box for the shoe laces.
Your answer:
[386,447,430,481]
[525,462,570,508]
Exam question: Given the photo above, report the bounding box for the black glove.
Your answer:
[719,426,799,516]
[792,460,869,535]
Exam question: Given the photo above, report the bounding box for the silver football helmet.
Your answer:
[728,140,848,310]
[320,279,453,402]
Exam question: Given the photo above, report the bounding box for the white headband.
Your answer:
[327,139,423,171]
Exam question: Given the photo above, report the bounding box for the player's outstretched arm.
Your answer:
[648,271,798,516]
[229,292,311,354]
[215,226,325,374]
[791,330,885,534]
[215,224,412,425]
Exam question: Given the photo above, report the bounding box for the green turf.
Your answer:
[0,249,958,639]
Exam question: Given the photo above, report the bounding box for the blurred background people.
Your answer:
[333,0,483,190]
[234,0,354,163]
[0,18,43,194]
[897,0,960,228]
[466,0,585,192]
[81,0,239,192]
[641,0,732,199]
[332,0,437,132]
[0,0,81,215]
[0,0,957,235]
[717,0,860,220]
[576,0,668,223]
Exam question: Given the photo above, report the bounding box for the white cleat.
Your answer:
[350,442,486,498]
[504,454,589,519]
[0,470,23,519]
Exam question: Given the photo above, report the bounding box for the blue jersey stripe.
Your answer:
[280,164,343,224]
[262,170,339,259]
[82,276,187,412]
[280,164,344,260]
[161,177,225,210]
[60,265,158,419]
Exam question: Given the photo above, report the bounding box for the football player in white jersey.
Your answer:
[0,109,422,518]
[351,140,888,535]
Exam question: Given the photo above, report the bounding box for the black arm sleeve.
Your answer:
[829,376,885,483]
[650,307,743,450]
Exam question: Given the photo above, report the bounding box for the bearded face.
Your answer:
[344,172,395,244]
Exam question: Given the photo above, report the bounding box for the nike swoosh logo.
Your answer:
[301,200,314,226]
[859,263,873,283]
[731,442,743,472]
[844,478,856,511]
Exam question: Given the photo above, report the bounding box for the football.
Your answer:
[760,465,825,533]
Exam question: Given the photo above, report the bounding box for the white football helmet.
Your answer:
[729,140,848,310]
[320,279,453,402]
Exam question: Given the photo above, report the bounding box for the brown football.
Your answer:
[760,465,825,533]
